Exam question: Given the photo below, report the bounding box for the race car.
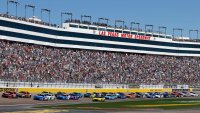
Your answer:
[84,93,92,98]
[92,96,105,102]
[162,92,171,98]
[126,93,136,99]
[34,93,55,101]
[33,94,48,101]
[189,92,199,97]
[2,91,18,98]
[171,92,182,97]
[72,92,83,98]
[69,94,79,100]
[18,91,32,98]
[56,93,70,100]
[116,93,126,99]
[105,94,117,100]
[55,92,66,97]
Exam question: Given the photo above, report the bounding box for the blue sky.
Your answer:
[0,0,200,38]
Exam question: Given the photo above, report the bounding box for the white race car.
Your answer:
[45,93,56,100]
[189,92,199,97]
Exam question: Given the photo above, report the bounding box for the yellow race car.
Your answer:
[92,96,105,102]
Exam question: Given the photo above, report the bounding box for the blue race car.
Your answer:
[33,94,48,101]
[57,94,70,100]
[116,93,126,99]
[84,93,92,98]
[69,94,79,100]
[72,92,83,98]
[105,94,117,100]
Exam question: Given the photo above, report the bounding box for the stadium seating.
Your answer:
[0,40,200,85]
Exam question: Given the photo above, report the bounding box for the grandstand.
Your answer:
[0,40,200,87]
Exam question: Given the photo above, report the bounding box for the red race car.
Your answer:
[2,91,18,98]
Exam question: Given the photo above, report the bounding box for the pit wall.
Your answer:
[17,88,173,93]
[0,88,193,93]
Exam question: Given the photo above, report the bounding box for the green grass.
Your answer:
[37,98,200,110]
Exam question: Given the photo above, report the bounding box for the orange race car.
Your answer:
[18,91,32,98]
[126,93,136,99]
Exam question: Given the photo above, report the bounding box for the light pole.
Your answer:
[131,22,140,35]
[41,9,51,25]
[7,0,19,18]
[115,20,125,30]
[25,4,35,19]
[159,26,167,38]
[189,29,198,40]
[145,24,154,36]
[81,15,92,24]
[61,12,73,27]
[173,28,183,39]
[98,18,109,27]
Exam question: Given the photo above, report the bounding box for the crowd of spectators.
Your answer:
[0,40,200,85]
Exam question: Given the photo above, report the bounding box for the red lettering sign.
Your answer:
[98,31,150,40]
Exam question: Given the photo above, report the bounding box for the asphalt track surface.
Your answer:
[1,93,200,113]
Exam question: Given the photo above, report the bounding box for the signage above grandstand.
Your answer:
[98,31,151,40]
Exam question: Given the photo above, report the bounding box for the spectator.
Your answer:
[0,40,200,85]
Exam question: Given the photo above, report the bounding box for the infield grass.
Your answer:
[37,98,200,110]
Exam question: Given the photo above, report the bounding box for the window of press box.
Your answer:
[107,29,114,32]
[69,24,78,28]
[138,33,145,36]
[146,34,152,36]
[89,27,97,30]
[98,28,106,31]
[153,35,159,37]
[115,30,122,33]
[79,26,88,29]
[123,31,130,34]
[131,32,137,34]
[166,36,172,39]
[160,35,165,38]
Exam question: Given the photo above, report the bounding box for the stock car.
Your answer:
[55,92,68,98]
[116,93,126,99]
[189,92,199,97]
[163,92,171,98]
[2,91,18,98]
[126,93,136,99]
[18,91,32,98]
[84,93,92,98]
[92,95,105,102]
[34,93,56,101]
[56,94,70,100]
[171,92,182,97]
[69,94,79,100]
[135,92,143,98]
[105,94,117,100]
[34,94,48,101]
[72,92,83,98]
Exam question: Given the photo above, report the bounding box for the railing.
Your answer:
[0,81,128,89]
[0,81,197,89]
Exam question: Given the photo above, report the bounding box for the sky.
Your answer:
[0,0,200,38]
